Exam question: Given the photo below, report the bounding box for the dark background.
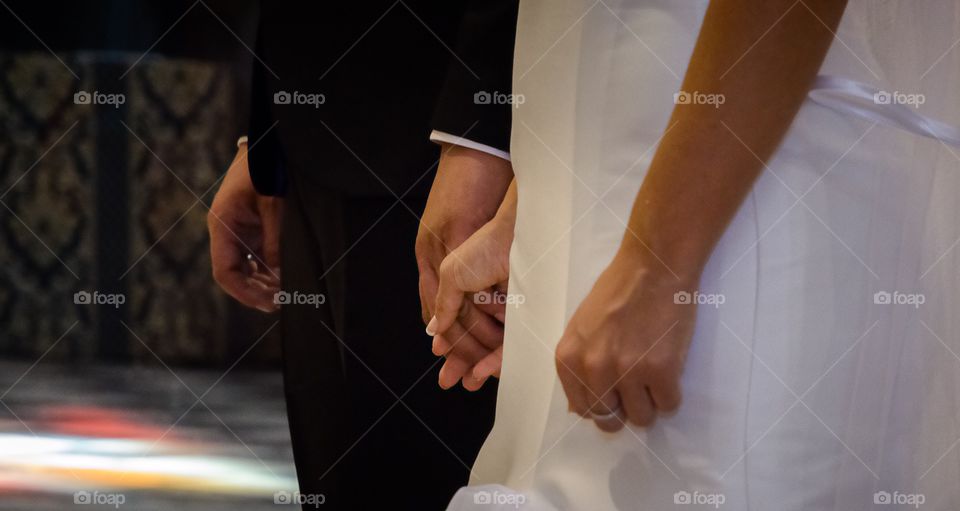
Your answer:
[0,4,300,509]
[0,0,280,368]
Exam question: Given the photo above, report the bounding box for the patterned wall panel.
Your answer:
[124,59,234,364]
[0,52,95,360]
[0,51,275,366]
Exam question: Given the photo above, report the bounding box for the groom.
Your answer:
[208,1,517,509]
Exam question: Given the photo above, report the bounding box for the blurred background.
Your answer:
[0,1,299,509]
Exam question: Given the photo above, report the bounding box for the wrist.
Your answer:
[612,242,702,291]
[490,206,515,246]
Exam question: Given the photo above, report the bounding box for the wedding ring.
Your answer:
[591,404,626,431]
[589,405,624,422]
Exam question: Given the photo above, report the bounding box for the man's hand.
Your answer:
[208,142,284,312]
[416,143,512,389]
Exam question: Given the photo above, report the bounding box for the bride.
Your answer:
[428,0,960,509]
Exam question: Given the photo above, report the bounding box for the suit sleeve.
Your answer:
[247,10,287,197]
[431,0,519,156]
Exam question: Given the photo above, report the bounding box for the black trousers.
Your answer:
[279,169,497,510]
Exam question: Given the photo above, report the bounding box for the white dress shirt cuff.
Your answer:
[430,130,510,161]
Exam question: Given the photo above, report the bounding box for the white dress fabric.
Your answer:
[449,1,960,510]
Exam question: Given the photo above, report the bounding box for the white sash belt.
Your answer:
[808,75,960,147]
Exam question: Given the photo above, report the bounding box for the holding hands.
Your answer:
[416,145,512,390]
[426,177,698,432]
[428,180,517,389]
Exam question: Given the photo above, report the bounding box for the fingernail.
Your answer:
[431,336,441,355]
[425,316,438,336]
[494,311,506,323]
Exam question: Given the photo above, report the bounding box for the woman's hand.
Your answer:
[556,0,847,433]
[556,250,697,432]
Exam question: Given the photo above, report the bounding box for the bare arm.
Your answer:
[622,0,847,278]
[558,0,848,431]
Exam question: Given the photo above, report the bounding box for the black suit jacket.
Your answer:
[248,0,518,197]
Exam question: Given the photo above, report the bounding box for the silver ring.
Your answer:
[589,404,624,421]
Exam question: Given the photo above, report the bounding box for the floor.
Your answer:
[0,360,298,510]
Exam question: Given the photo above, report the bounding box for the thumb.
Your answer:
[430,256,467,336]
[432,233,505,335]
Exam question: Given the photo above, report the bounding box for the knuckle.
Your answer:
[450,263,470,292]
[555,341,574,361]
[414,235,429,257]
[437,256,455,281]
[615,354,639,376]
[581,351,608,375]
[640,357,672,381]
[555,346,579,375]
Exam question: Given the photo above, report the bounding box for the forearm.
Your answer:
[621,0,846,279]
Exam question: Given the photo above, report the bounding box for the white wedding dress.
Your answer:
[449,1,960,510]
